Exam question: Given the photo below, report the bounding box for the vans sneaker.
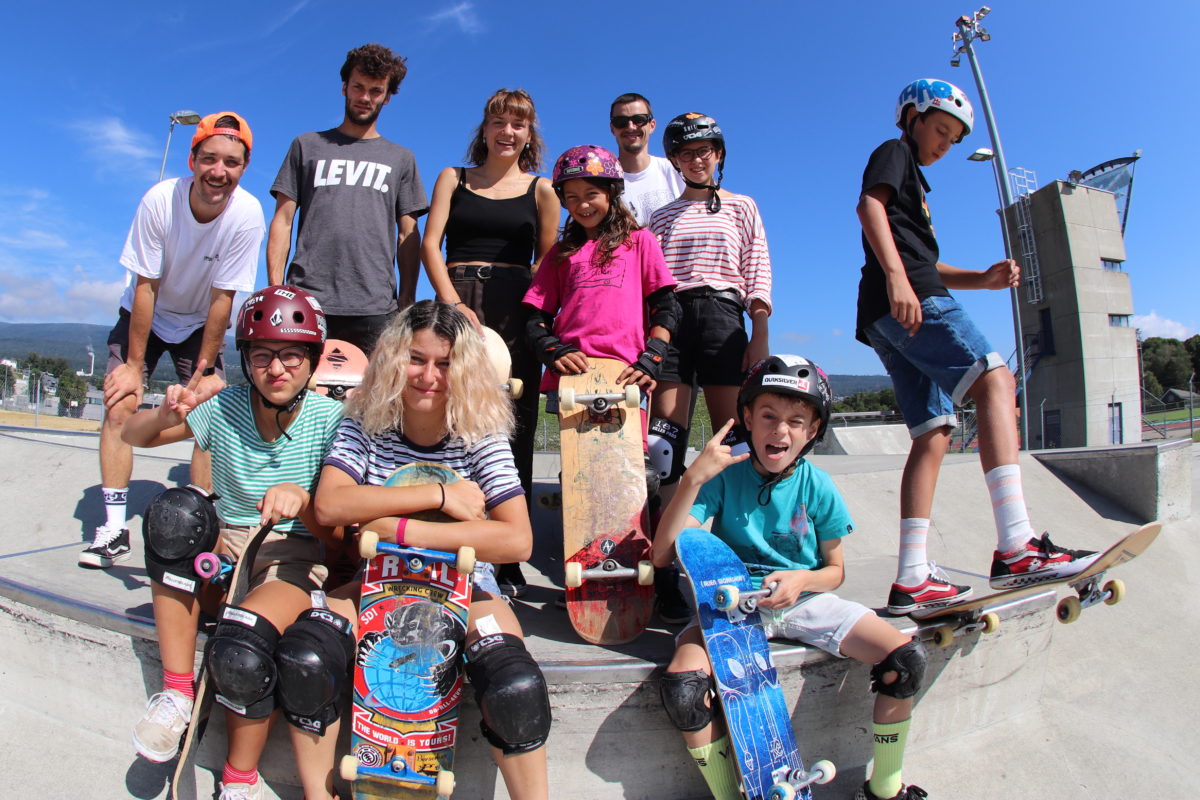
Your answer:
[79,524,131,568]
[887,563,972,615]
[132,689,192,762]
[853,782,928,800]
[990,532,1100,589]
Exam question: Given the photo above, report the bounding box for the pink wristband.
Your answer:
[395,517,408,547]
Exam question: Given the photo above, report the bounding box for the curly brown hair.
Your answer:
[555,178,639,268]
[340,43,408,96]
[464,89,545,173]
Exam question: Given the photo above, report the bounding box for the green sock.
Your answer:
[868,718,911,799]
[687,734,742,800]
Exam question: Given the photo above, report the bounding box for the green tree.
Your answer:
[1141,337,1191,391]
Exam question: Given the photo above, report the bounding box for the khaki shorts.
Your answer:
[220,525,328,593]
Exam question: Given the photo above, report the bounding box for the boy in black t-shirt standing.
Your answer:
[855,78,1098,623]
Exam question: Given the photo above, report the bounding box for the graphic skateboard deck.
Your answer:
[310,339,368,402]
[171,520,274,799]
[557,357,654,645]
[479,325,523,399]
[340,463,474,800]
[913,521,1162,647]
[677,528,835,800]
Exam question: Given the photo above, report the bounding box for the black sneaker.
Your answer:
[496,562,528,598]
[78,524,131,568]
[655,567,692,625]
[853,782,928,800]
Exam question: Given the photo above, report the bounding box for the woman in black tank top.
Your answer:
[421,89,561,601]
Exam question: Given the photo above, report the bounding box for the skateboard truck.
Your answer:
[1057,571,1125,624]
[193,551,235,590]
[713,581,779,622]
[558,385,640,414]
[767,759,837,800]
[565,559,654,588]
[358,531,476,575]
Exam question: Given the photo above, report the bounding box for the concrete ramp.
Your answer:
[818,423,912,455]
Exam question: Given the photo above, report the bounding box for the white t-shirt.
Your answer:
[622,156,685,227]
[118,177,264,342]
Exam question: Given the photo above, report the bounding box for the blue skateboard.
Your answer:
[676,528,835,800]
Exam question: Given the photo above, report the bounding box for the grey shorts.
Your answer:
[106,308,227,385]
[681,591,872,657]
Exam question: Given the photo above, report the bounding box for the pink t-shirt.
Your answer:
[523,228,675,392]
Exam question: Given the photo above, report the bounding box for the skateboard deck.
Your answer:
[913,521,1162,646]
[557,357,654,645]
[479,325,523,399]
[677,528,835,800]
[310,339,368,401]
[340,463,474,800]
[171,520,274,799]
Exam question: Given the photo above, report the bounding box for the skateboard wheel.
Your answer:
[193,552,221,580]
[637,560,654,586]
[1057,595,1082,624]
[508,378,523,400]
[768,782,797,800]
[623,385,639,408]
[359,530,381,559]
[811,759,836,784]
[981,612,1000,634]
[714,584,739,612]
[565,561,583,588]
[1103,578,1125,605]
[456,546,476,575]
[559,388,576,412]
[436,769,456,798]
[932,625,954,648]
[338,754,359,782]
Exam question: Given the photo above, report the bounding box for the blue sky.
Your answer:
[2,0,1194,374]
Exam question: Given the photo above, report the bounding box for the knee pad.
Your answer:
[660,669,713,732]
[206,604,280,718]
[643,451,661,501]
[142,485,219,596]
[275,606,355,735]
[648,417,688,486]
[464,633,551,754]
[870,637,927,699]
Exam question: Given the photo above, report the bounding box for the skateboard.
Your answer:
[310,339,368,401]
[340,462,475,800]
[913,521,1162,647]
[479,325,523,399]
[557,357,654,644]
[171,520,275,799]
[676,528,835,800]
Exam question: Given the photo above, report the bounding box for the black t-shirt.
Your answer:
[855,138,950,344]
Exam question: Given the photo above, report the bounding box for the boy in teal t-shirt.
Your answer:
[653,355,929,800]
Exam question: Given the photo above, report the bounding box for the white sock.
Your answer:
[986,464,1034,553]
[896,518,930,586]
[102,487,128,530]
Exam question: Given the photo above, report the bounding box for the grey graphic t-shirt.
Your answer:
[272,129,428,315]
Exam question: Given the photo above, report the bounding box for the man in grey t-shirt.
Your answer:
[268,43,428,354]
[609,92,685,227]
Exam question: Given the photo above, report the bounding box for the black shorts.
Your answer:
[660,289,748,387]
[325,312,397,357]
[105,308,226,384]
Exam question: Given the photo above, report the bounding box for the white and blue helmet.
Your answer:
[895,79,974,141]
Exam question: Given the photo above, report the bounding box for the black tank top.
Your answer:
[444,169,540,266]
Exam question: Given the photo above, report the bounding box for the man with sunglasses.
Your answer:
[609,93,685,226]
[81,112,265,570]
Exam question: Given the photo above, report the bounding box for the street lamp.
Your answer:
[158,109,202,182]
[952,6,1029,450]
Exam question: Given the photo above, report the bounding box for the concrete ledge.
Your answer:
[1034,439,1193,522]
[815,424,912,456]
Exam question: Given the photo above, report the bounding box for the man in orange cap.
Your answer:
[80,112,266,570]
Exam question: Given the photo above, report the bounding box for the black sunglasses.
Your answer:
[611,114,653,128]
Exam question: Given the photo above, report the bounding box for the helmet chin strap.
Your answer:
[682,164,724,214]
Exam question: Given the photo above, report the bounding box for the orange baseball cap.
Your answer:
[188,111,253,168]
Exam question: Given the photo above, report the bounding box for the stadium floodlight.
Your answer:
[158,109,203,182]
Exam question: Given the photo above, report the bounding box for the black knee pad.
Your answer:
[276,606,355,735]
[871,637,927,699]
[660,669,713,732]
[648,417,687,486]
[464,633,551,754]
[206,604,280,718]
[143,485,219,596]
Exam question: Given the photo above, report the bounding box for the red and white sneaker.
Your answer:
[887,563,972,615]
[990,532,1099,589]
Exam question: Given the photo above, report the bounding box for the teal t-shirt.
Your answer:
[690,458,855,586]
[186,385,343,534]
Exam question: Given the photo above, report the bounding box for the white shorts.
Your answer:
[682,591,872,658]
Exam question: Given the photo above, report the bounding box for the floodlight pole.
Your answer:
[953,6,1029,450]
[158,110,202,182]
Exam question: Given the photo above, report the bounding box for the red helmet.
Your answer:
[236,286,326,349]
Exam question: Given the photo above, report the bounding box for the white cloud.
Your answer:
[69,116,160,182]
[425,2,484,35]
[263,0,311,36]
[778,331,813,345]
[1133,310,1195,340]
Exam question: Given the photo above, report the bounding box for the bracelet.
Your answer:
[395,517,408,547]
[452,301,465,308]
[437,483,445,511]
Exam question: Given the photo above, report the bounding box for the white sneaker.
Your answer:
[132,689,192,762]
[219,780,265,800]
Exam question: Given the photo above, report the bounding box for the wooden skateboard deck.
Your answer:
[913,521,1162,645]
[676,529,834,800]
[479,325,523,399]
[557,357,654,645]
[171,520,274,799]
[340,463,474,800]
[310,339,368,401]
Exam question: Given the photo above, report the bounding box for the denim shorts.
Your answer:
[863,295,1005,438]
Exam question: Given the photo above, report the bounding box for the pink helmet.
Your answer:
[551,145,624,193]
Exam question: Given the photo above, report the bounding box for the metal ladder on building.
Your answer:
[1009,167,1044,305]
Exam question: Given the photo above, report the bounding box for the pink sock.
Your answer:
[222,763,259,786]
[162,669,194,700]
